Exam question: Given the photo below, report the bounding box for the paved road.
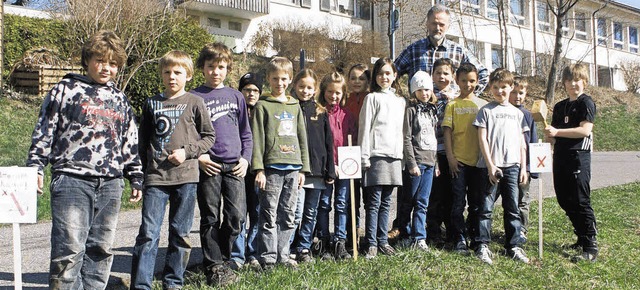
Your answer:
[2,151,639,289]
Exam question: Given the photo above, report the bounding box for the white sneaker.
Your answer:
[509,247,530,264]
[415,239,429,252]
[476,244,493,265]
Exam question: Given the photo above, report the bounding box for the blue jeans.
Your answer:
[257,169,299,264]
[230,172,260,264]
[131,184,197,289]
[49,173,123,289]
[476,165,523,249]
[450,164,483,244]
[197,162,246,270]
[401,165,435,241]
[364,185,395,247]
[316,184,333,240]
[333,179,351,241]
[290,187,305,245]
[295,188,322,251]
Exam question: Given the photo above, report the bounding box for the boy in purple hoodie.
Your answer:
[190,42,253,287]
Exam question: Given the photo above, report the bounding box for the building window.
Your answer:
[597,18,607,46]
[320,0,331,11]
[491,46,503,70]
[613,22,624,50]
[487,0,499,20]
[301,0,311,8]
[229,21,242,32]
[462,0,481,15]
[575,12,588,41]
[630,27,639,53]
[537,1,551,32]
[510,0,526,26]
[355,0,371,20]
[207,18,221,28]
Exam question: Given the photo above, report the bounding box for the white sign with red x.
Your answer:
[529,143,553,173]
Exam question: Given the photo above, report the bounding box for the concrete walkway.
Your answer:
[2,151,639,289]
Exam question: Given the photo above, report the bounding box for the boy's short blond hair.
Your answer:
[266,57,293,79]
[196,42,233,70]
[81,30,127,70]
[513,76,528,89]
[159,50,194,78]
[489,68,514,86]
[561,63,589,84]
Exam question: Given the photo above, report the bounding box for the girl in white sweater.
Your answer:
[358,57,406,259]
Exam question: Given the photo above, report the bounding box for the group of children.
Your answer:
[27,30,598,289]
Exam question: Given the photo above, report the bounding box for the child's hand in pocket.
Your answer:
[168,149,186,165]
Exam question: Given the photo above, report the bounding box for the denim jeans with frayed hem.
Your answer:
[49,173,123,289]
[364,185,395,247]
[257,169,299,264]
[197,162,247,271]
[476,165,524,249]
[131,184,197,290]
[400,164,435,241]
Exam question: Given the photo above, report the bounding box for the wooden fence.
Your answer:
[11,65,83,96]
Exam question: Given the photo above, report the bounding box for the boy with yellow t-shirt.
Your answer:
[442,63,487,255]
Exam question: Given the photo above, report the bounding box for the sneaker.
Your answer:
[378,244,396,256]
[206,265,238,287]
[396,237,413,248]
[414,239,429,252]
[571,251,598,263]
[246,258,261,271]
[364,246,377,259]
[388,228,401,240]
[226,259,243,271]
[334,239,352,260]
[297,249,313,263]
[509,247,530,264]
[476,244,493,265]
[283,259,298,269]
[454,241,470,255]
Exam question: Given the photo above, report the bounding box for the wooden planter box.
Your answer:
[11,65,83,96]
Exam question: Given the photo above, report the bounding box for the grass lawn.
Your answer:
[177,183,640,289]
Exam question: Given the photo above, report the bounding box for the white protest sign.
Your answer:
[529,143,553,173]
[0,167,38,224]
[337,146,361,179]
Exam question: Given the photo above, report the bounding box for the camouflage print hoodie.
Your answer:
[27,73,144,189]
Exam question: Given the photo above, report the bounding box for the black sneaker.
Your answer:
[334,239,352,260]
[378,244,396,256]
[297,249,314,263]
[572,251,598,263]
[206,265,238,287]
[454,241,470,255]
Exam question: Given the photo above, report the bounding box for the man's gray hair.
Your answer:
[427,4,450,19]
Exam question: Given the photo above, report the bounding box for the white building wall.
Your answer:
[186,1,367,54]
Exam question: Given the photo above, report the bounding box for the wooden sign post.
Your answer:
[338,135,362,260]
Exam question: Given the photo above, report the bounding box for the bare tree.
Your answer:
[247,18,384,76]
[49,0,187,91]
[619,59,640,94]
[544,0,581,105]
